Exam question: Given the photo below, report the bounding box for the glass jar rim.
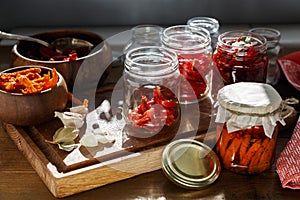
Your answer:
[187,17,219,35]
[249,27,280,39]
[249,27,281,49]
[124,46,178,77]
[217,30,267,52]
[162,25,211,51]
[131,24,163,39]
[132,24,163,34]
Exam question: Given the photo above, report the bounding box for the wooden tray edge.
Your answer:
[3,123,165,198]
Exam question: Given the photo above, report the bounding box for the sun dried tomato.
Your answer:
[128,87,178,132]
[177,53,210,102]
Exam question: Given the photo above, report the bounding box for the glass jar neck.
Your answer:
[162,25,211,53]
[124,46,178,77]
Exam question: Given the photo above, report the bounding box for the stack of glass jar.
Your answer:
[123,23,214,137]
[121,20,285,178]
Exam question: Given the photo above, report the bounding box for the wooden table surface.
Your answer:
[1,44,300,200]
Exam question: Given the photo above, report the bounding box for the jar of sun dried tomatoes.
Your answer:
[123,46,180,137]
[215,82,285,174]
[213,31,268,85]
[162,25,212,104]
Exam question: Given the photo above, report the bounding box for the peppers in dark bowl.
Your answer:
[10,30,112,91]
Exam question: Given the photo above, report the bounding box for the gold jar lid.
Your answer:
[161,139,221,189]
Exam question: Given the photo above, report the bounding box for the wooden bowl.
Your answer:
[10,29,112,91]
[0,66,68,126]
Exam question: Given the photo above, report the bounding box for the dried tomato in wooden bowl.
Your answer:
[0,66,68,126]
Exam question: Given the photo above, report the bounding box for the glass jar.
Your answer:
[162,25,212,104]
[215,82,286,174]
[123,46,180,137]
[213,30,268,85]
[187,16,220,50]
[123,24,163,54]
[249,27,281,85]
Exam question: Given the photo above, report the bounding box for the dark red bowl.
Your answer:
[10,30,112,91]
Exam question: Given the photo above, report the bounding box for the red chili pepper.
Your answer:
[69,52,78,60]
[138,96,150,114]
[160,100,177,108]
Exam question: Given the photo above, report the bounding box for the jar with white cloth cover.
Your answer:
[215,82,285,174]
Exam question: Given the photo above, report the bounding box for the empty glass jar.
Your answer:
[162,25,212,104]
[187,16,220,50]
[123,46,180,136]
[123,25,163,54]
[213,30,268,85]
[249,27,281,85]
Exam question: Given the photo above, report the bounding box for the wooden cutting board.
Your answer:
[3,62,217,198]
[3,98,215,198]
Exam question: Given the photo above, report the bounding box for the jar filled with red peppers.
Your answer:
[213,31,268,85]
[162,25,212,104]
[123,46,180,137]
[215,82,285,174]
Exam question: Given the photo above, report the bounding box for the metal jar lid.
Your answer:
[161,139,221,189]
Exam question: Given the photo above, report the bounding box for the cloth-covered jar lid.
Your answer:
[215,82,285,138]
[217,82,282,114]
